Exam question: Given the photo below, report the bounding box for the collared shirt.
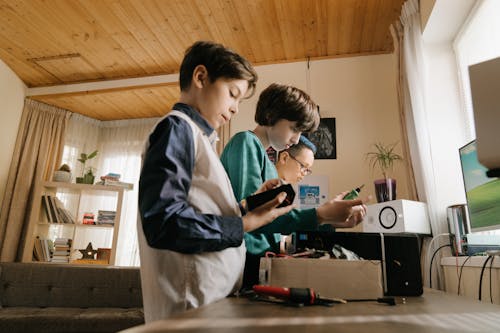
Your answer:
[138,103,244,253]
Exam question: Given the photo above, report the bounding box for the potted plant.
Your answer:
[76,150,98,184]
[366,142,403,202]
[83,166,97,185]
[53,164,72,182]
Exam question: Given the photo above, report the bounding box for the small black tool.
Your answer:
[346,297,397,306]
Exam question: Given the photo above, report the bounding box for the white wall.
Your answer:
[421,42,469,232]
[0,59,26,210]
[232,54,409,210]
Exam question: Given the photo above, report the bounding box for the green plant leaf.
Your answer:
[365,142,403,178]
[87,150,98,160]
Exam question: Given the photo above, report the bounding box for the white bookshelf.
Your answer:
[22,181,128,265]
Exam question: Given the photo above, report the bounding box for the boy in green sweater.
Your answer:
[220,83,367,287]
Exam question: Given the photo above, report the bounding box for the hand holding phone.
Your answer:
[246,184,296,211]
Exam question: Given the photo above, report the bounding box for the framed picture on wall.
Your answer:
[304,118,336,159]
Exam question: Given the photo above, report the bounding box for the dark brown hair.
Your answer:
[255,83,319,132]
[179,41,258,98]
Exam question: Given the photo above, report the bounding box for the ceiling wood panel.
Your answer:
[0,0,405,120]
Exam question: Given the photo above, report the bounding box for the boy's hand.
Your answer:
[254,178,282,194]
[316,192,371,228]
[242,191,295,232]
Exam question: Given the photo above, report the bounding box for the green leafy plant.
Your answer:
[77,150,98,178]
[366,142,403,179]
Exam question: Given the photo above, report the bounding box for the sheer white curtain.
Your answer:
[400,0,448,289]
[63,114,100,179]
[400,0,440,232]
[62,113,159,266]
[97,118,159,266]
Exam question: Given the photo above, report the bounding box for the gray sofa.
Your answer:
[0,262,144,333]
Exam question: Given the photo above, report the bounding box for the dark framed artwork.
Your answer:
[304,118,336,159]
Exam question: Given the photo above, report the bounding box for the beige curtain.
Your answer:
[390,21,419,201]
[0,99,70,261]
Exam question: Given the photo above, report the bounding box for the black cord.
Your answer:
[457,255,472,295]
[478,255,493,301]
[489,256,494,303]
[429,244,451,289]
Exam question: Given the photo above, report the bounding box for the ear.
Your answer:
[192,65,208,89]
[278,151,289,165]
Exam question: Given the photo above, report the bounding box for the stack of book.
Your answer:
[82,212,95,225]
[97,210,116,225]
[95,172,134,190]
[51,238,72,263]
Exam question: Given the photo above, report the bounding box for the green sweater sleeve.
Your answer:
[221,131,277,201]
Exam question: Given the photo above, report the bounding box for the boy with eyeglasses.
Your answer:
[276,135,316,183]
[220,83,367,288]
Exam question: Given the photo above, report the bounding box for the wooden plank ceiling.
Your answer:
[0,0,404,120]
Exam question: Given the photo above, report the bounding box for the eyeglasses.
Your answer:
[288,154,312,175]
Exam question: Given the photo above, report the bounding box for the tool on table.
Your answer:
[252,285,346,307]
[346,297,397,306]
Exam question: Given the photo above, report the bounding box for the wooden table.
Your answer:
[122,289,500,333]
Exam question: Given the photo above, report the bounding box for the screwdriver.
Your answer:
[252,285,346,306]
[343,184,365,200]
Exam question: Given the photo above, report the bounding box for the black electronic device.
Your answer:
[294,231,423,296]
[246,184,295,211]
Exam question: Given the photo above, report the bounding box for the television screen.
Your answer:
[459,140,500,231]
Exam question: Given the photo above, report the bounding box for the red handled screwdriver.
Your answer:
[253,285,317,305]
[252,285,346,306]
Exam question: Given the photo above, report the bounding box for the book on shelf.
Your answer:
[42,195,56,223]
[46,195,59,223]
[41,195,76,224]
[53,197,76,224]
[96,178,133,190]
[100,173,121,181]
[97,210,116,225]
[33,236,44,261]
[33,237,53,262]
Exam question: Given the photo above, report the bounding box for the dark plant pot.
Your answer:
[83,174,95,184]
[75,177,84,184]
[374,178,396,203]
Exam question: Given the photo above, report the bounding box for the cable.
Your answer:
[478,255,493,301]
[429,244,451,289]
[457,255,472,295]
[425,233,450,287]
[489,256,494,303]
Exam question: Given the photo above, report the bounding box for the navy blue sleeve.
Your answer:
[138,115,243,254]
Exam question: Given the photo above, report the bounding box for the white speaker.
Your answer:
[363,199,431,234]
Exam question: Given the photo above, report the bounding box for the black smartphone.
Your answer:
[246,184,296,211]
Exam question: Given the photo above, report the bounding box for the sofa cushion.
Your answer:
[0,307,144,333]
[0,263,142,308]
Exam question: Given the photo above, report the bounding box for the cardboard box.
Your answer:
[259,257,383,300]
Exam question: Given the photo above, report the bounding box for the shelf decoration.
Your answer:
[53,164,72,182]
[79,242,98,260]
[76,150,98,184]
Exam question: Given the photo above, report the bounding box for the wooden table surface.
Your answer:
[122,288,500,333]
